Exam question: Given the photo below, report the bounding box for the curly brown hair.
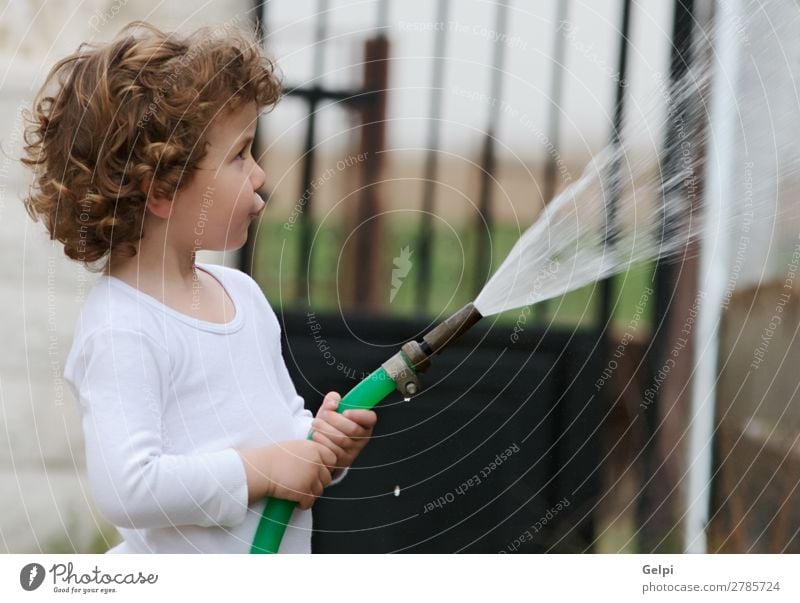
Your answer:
[21,20,282,271]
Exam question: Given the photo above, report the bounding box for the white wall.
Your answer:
[0,0,249,553]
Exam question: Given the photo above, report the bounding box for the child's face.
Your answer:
[169,102,267,252]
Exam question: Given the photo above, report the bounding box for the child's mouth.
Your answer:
[250,194,266,218]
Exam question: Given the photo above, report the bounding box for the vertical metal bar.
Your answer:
[656,0,696,323]
[536,0,570,321]
[352,35,389,311]
[472,0,510,298]
[599,0,633,330]
[348,0,391,310]
[636,0,699,553]
[240,0,268,277]
[252,0,266,42]
[415,0,449,312]
[296,0,330,301]
[542,0,569,207]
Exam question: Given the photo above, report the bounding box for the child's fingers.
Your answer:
[314,440,337,468]
[311,417,349,447]
[342,409,378,430]
[319,409,372,439]
[322,391,341,410]
[311,430,346,462]
[300,480,324,509]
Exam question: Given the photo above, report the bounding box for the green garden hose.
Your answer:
[250,366,399,553]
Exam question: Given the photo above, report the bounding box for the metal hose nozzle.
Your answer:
[399,303,483,376]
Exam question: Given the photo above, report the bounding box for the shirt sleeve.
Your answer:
[65,328,249,530]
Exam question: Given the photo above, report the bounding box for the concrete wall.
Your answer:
[1,66,108,552]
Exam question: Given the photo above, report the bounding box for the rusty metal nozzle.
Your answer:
[400,303,483,373]
[383,303,482,397]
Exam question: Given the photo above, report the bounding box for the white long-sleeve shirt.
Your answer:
[63,262,346,553]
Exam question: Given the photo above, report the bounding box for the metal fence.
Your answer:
[243,0,698,553]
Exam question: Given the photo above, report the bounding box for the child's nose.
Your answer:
[252,161,266,191]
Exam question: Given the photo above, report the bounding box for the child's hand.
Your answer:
[237,440,337,509]
[310,391,377,472]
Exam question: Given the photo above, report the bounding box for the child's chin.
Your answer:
[204,240,247,253]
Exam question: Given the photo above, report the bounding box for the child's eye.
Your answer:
[235,145,251,161]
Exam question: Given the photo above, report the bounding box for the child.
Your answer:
[21,20,377,553]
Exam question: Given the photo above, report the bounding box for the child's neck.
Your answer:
[104,241,197,290]
[103,247,234,325]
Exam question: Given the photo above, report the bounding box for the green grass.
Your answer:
[253,219,655,332]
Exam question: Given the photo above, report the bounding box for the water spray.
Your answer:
[251,303,483,553]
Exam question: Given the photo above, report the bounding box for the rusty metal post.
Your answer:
[346,35,389,311]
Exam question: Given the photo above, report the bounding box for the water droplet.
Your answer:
[394,485,401,497]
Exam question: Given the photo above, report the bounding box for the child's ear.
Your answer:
[145,195,173,220]
[140,176,173,219]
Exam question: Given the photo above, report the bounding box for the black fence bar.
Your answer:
[652,0,697,394]
[472,0,510,298]
[542,0,569,209]
[240,0,269,276]
[284,86,366,103]
[535,0,570,322]
[415,0,450,312]
[599,0,633,330]
[634,0,697,553]
[295,0,331,301]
